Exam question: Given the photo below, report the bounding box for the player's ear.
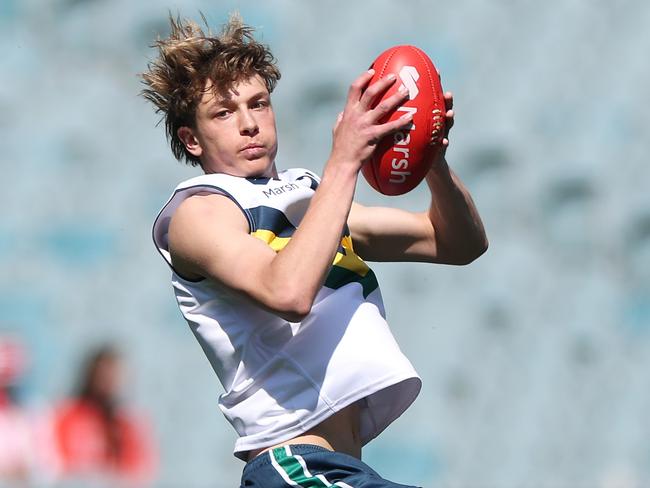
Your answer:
[178,126,203,157]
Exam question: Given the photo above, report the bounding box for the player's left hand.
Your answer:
[427,91,454,169]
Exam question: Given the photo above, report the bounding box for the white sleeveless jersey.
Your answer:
[152,168,421,459]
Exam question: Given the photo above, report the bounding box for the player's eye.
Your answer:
[214,109,231,119]
[252,100,269,110]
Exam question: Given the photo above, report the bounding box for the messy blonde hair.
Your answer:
[140,13,281,166]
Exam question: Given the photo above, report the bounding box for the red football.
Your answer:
[362,45,446,195]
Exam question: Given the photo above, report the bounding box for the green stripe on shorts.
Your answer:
[269,446,354,488]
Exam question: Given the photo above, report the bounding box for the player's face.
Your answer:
[181,75,278,177]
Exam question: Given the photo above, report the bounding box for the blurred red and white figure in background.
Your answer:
[0,336,39,486]
[51,345,157,487]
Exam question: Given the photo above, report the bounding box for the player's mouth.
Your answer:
[240,143,266,159]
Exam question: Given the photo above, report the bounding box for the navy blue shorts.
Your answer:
[240,444,421,488]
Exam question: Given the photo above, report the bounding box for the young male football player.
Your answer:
[142,14,487,488]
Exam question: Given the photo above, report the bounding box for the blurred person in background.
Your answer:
[0,336,41,487]
[51,345,157,487]
[143,13,486,488]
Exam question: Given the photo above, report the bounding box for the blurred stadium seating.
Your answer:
[1,0,649,486]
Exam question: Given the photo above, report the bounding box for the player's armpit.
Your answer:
[167,193,308,322]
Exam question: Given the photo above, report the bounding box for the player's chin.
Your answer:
[239,156,275,178]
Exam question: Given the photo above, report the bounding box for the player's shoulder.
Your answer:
[167,194,249,276]
[166,172,255,229]
[172,191,245,229]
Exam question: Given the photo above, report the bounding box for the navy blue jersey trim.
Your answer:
[296,174,319,191]
[248,206,297,238]
[247,176,280,185]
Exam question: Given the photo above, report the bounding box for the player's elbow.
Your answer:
[453,236,489,265]
[277,309,310,323]
[272,289,314,323]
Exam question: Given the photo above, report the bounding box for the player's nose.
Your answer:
[239,109,259,135]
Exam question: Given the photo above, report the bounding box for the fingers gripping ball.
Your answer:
[362,45,446,196]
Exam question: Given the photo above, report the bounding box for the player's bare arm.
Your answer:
[169,70,412,322]
[349,91,488,264]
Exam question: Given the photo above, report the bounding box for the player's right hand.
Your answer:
[329,69,413,173]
